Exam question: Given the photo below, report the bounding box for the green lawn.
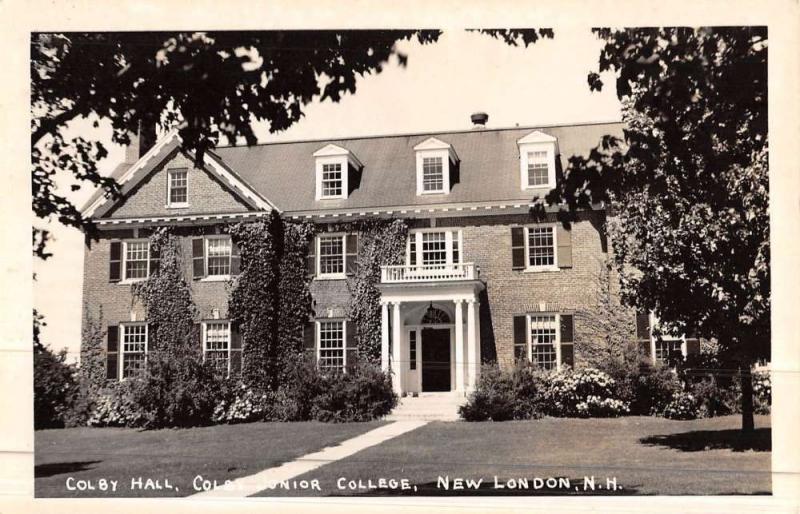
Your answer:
[255,415,771,497]
[35,420,385,497]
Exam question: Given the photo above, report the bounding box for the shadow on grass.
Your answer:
[35,460,102,478]
[351,478,639,496]
[640,428,771,452]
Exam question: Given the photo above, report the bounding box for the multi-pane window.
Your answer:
[318,235,345,276]
[527,151,549,187]
[121,324,147,378]
[318,320,345,371]
[204,322,231,375]
[321,162,343,198]
[655,339,684,365]
[409,330,417,370]
[421,232,447,267]
[422,156,444,192]
[527,226,556,268]
[168,169,188,205]
[530,315,558,370]
[124,241,149,280]
[207,238,232,276]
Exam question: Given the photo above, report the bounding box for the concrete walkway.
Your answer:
[191,420,428,498]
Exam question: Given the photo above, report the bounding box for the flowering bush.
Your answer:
[212,383,271,424]
[460,364,628,421]
[309,362,397,422]
[662,391,701,420]
[543,367,630,417]
[87,381,144,427]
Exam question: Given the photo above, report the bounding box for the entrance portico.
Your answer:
[378,263,484,396]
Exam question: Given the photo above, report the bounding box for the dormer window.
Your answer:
[167,168,188,207]
[422,156,444,192]
[517,130,558,191]
[414,137,458,196]
[313,144,363,201]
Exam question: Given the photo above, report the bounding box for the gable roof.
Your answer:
[214,121,623,213]
[81,130,277,218]
[84,120,623,220]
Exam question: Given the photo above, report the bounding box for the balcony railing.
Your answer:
[380,262,478,283]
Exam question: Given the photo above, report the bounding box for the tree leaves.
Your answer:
[31,30,442,258]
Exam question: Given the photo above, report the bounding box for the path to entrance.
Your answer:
[190,420,428,498]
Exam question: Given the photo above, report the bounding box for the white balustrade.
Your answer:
[380,262,478,283]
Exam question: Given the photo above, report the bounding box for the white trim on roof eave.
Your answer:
[201,151,279,212]
[413,137,459,162]
[82,128,181,218]
[312,143,363,169]
[516,130,558,145]
[83,129,278,220]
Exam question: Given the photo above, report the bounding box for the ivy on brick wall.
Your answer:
[277,221,315,378]
[228,212,313,392]
[229,214,280,392]
[79,305,107,393]
[132,228,199,357]
[347,219,408,363]
[574,258,639,370]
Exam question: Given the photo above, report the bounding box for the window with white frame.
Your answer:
[318,320,345,371]
[206,237,232,276]
[518,131,557,191]
[414,138,456,196]
[526,151,549,187]
[203,321,231,375]
[124,240,150,280]
[407,230,462,269]
[655,339,684,365]
[318,234,345,276]
[320,162,343,198]
[422,156,444,192]
[409,330,417,370]
[529,314,559,370]
[121,324,147,378]
[421,232,447,267]
[167,168,188,206]
[526,226,556,269]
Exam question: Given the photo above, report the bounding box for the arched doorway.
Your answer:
[420,304,452,392]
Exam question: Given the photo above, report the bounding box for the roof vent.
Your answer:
[470,112,489,128]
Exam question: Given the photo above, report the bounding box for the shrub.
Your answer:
[87,380,144,427]
[631,365,682,416]
[212,382,271,424]
[459,364,517,421]
[752,370,771,414]
[510,362,548,420]
[544,367,629,418]
[34,341,79,429]
[309,362,397,422]
[688,378,736,418]
[662,391,701,420]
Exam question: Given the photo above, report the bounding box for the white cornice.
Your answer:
[413,137,459,162]
[312,143,363,169]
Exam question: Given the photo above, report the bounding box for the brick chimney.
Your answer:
[124,122,157,163]
[470,112,489,129]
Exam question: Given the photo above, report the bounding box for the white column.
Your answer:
[391,301,403,395]
[454,299,465,392]
[380,302,389,371]
[466,299,478,390]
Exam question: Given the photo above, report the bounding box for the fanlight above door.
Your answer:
[421,303,451,325]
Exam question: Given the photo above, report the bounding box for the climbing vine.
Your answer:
[228,212,313,391]
[347,219,408,363]
[79,304,107,392]
[277,221,315,378]
[132,227,198,358]
[228,213,280,391]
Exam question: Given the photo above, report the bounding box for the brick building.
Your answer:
[80,116,694,396]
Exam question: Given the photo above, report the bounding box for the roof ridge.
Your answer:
[215,119,624,149]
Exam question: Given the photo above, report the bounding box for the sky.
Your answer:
[33,28,621,360]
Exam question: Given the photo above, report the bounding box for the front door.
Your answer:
[421,328,451,392]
